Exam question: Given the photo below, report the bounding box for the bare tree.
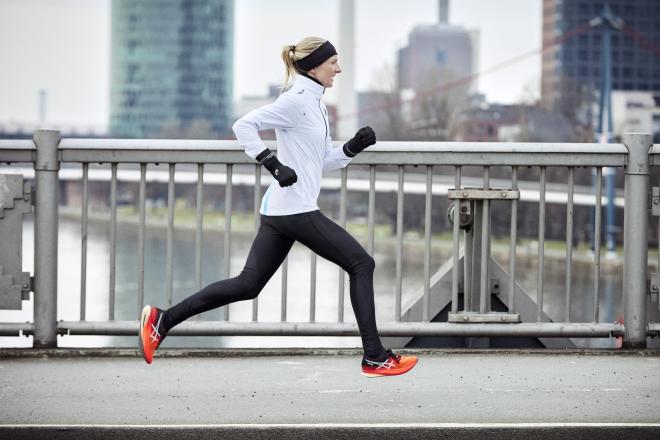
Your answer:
[407,69,467,141]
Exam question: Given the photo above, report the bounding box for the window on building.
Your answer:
[436,50,446,65]
[578,3,590,15]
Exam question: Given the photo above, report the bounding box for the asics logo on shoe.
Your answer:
[363,357,396,369]
[150,313,163,344]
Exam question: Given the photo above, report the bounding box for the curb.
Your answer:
[1,347,660,358]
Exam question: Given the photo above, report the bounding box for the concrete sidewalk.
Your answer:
[1,349,659,438]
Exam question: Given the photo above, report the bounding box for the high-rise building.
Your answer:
[541,0,660,111]
[397,1,478,94]
[110,0,234,138]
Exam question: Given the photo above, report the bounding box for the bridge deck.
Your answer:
[1,349,659,428]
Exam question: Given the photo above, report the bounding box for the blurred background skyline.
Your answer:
[0,0,658,144]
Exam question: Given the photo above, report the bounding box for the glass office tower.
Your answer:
[541,0,660,110]
[110,0,234,138]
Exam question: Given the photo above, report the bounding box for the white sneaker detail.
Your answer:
[149,311,163,344]
[364,356,397,369]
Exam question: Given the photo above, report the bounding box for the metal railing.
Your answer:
[0,130,657,348]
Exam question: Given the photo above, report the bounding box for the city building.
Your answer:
[496,105,576,143]
[110,0,234,138]
[0,123,107,140]
[459,98,519,143]
[541,0,660,112]
[397,1,478,94]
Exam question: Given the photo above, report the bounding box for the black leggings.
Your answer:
[162,210,386,359]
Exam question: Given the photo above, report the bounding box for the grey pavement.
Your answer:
[1,349,659,439]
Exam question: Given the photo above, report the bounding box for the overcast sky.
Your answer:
[0,0,541,129]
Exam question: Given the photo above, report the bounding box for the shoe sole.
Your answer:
[361,358,418,378]
[138,305,152,364]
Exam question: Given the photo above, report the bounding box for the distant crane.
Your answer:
[590,4,623,257]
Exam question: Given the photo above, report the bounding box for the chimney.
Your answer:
[38,89,47,126]
[438,0,449,24]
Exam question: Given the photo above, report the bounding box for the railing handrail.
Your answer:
[1,137,630,166]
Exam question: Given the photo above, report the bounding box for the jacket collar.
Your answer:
[293,74,325,98]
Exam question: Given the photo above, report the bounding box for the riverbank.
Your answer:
[57,205,645,270]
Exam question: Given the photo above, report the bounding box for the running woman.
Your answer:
[139,37,418,377]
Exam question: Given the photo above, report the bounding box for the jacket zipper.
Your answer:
[318,99,328,140]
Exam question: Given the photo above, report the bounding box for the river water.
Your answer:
[0,217,625,349]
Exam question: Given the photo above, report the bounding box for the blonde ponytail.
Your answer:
[280,36,327,91]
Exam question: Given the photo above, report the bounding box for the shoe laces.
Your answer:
[385,349,401,363]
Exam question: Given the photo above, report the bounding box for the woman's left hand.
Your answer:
[343,126,376,157]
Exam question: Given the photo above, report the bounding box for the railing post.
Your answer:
[622,133,651,348]
[33,130,61,348]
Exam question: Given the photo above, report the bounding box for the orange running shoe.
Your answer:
[139,305,166,364]
[361,349,418,377]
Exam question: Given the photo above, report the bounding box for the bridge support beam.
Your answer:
[33,130,61,348]
[622,133,651,348]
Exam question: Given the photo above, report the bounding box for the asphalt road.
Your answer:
[1,350,659,438]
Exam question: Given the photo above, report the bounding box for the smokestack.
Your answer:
[337,0,357,140]
[38,89,47,126]
[438,0,449,24]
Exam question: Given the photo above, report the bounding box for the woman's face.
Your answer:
[308,55,342,88]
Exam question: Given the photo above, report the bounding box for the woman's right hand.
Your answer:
[270,162,298,187]
[261,153,298,187]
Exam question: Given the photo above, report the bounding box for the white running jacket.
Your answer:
[232,75,353,216]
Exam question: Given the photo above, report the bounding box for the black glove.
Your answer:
[256,149,297,187]
[342,126,377,157]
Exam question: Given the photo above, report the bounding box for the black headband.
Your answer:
[294,41,337,72]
